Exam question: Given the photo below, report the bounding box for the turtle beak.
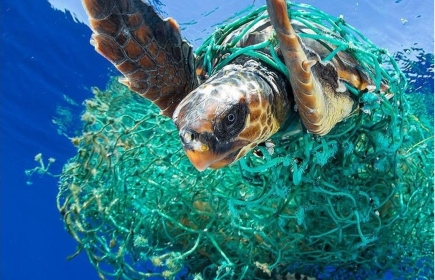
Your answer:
[177,128,213,171]
[179,129,240,171]
[184,149,218,171]
[178,126,248,171]
[184,148,238,171]
[179,129,225,171]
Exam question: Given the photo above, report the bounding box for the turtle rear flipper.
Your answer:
[82,0,198,117]
[267,0,355,135]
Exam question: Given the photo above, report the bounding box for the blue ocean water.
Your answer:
[0,0,433,279]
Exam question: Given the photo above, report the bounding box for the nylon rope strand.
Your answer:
[57,2,433,279]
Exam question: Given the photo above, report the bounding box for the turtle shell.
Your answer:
[195,15,375,95]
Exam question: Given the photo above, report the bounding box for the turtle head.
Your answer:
[172,61,289,171]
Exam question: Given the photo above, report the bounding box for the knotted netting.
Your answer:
[57,2,434,279]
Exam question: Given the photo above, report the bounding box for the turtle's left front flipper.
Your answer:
[266,0,354,135]
[82,0,198,117]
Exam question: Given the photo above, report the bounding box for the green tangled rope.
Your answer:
[57,2,433,279]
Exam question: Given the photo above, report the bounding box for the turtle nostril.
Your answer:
[180,129,197,144]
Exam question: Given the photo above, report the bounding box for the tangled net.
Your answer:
[57,2,434,279]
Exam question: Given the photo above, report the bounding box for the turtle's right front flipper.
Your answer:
[82,0,198,117]
[266,0,354,135]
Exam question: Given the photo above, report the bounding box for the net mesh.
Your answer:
[57,2,434,279]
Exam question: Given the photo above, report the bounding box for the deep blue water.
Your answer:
[0,0,433,279]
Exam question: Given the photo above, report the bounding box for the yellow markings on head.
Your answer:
[189,140,209,153]
[260,126,269,138]
[260,113,267,124]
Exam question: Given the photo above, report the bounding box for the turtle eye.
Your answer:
[215,103,248,141]
[226,113,236,125]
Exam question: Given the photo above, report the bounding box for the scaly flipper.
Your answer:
[266,0,354,135]
[82,0,198,117]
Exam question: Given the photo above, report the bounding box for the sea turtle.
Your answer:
[82,0,386,171]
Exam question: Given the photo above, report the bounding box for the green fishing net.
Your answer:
[57,2,434,279]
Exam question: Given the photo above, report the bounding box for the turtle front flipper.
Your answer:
[266,0,354,135]
[82,0,198,117]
